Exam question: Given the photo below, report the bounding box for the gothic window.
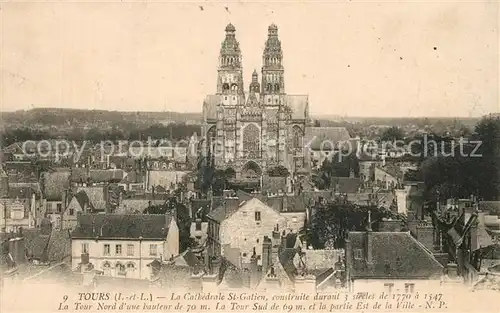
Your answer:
[275,84,280,92]
[231,83,238,91]
[223,83,230,91]
[267,84,272,92]
[292,126,303,149]
[243,124,260,158]
[241,161,262,179]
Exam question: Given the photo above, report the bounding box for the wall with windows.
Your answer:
[71,238,166,279]
[61,198,84,230]
[279,212,306,233]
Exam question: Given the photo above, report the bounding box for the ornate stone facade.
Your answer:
[202,24,311,179]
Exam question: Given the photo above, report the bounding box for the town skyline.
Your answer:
[1,1,498,117]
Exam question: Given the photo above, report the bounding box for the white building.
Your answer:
[71,213,179,280]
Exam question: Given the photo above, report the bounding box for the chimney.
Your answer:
[8,237,26,265]
[446,262,458,278]
[264,265,280,289]
[345,238,352,286]
[249,248,259,288]
[30,191,36,228]
[81,252,90,265]
[262,236,272,274]
[272,224,280,246]
[416,222,435,251]
[365,211,373,266]
[294,274,317,293]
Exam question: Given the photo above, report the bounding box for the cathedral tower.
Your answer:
[217,23,245,100]
[261,24,284,105]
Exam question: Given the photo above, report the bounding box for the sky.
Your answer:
[0,0,499,117]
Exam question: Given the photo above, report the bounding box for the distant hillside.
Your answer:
[1,108,202,128]
[0,108,485,130]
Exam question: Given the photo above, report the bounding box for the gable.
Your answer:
[225,198,282,224]
[65,197,83,214]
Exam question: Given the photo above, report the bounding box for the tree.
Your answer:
[143,198,194,252]
[472,117,500,200]
[312,153,359,190]
[267,165,290,177]
[381,126,405,142]
[303,201,402,249]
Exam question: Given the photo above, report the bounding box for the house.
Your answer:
[116,192,169,214]
[345,217,445,292]
[61,191,94,230]
[117,170,145,192]
[41,170,71,223]
[206,197,287,264]
[0,199,33,233]
[71,213,179,279]
[146,169,188,192]
[190,200,211,245]
[0,186,39,232]
[374,164,403,189]
[4,161,39,184]
[70,168,126,186]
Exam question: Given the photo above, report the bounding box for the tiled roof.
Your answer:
[42,171,70,201]
[304,127,351,151]
[219,259,247,289]
[348,231,444,279]
[330,177,362,193]
[71,213,172,239]
[262,177,287,193]
[72,191,94,211]
[47,230,72,262]
[7,186,35,199]
[156,263,194,289]
[376,164,404,180]
[172,249,203,269]
[76,187,106,211]
[70,169,126,183]
[279,248,298,281]
[91,169,126,182]
[206,197,246,223]
[24,230,50,261]
[207,196,281,223]
[117,199,165,214]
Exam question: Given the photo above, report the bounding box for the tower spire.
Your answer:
[249,69,260,93]
[262,23,284,95]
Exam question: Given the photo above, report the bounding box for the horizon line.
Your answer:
[1,107,497,119]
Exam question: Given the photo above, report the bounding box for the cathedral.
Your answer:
[202,23,311,182]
